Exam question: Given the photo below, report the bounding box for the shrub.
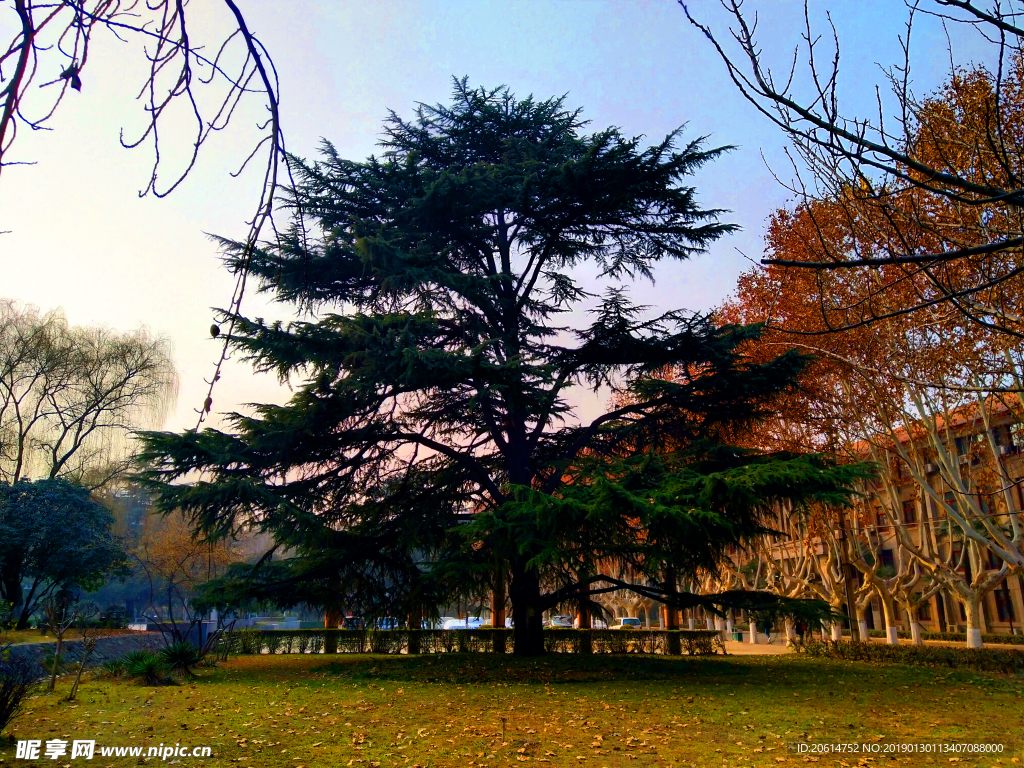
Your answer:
[798,640,1024,675]
[123,650,170,685]
[160,641,202,678]
[264,633,282,655]
[295,632,311,654]
[337,630,364,653]
[842,629,1024,645]
[236,628,264,655]
[0,656,37,734]
[98,658,128,679]
[368,630,404,654]
[309,634,323,654]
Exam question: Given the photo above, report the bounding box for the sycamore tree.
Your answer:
[138,81,864,655]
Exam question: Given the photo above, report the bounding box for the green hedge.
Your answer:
[841,629,1024,645]
[221,627,724,656]
[799,639,1024,675]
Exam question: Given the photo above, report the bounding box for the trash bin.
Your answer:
[731,631,743,642]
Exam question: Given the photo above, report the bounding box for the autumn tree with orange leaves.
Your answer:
[722,125,1024,647]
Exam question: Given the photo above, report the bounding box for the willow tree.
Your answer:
[0,300,178,489]
[139,81,864,655]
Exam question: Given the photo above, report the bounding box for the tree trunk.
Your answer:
[491,572,507,654]
[2,570,25,627]
[510,566,544,656]
[830,622,842,641]
[879,594,899,645]
[491,572,506,627]
[48,633,64,692]
[663,569,680,630]
[963,596,984,648]
[909,619,923,646]
[749,621,759,644]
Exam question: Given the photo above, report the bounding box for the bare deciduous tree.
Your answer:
[0,299,178,488]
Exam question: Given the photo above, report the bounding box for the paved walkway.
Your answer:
[6,631,165,670]
[721,640,793,655]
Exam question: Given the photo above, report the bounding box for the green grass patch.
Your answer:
[1,653,1021,767]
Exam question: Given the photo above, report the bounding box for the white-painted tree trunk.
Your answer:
[879,595,900,645]
[830,623,842,642]
[858,620,869,641]
[784,618,795,646]
[964,597,984,648]
[726,617,734,635]
[749,621,759,644]
[909,621,922,646]
[687,617,695,630]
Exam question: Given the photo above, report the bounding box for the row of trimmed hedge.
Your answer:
[841,629,1024,645]
[799,639,1024,674]
[221,628,725,656]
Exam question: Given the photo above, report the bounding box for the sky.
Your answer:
[0,0,993,433]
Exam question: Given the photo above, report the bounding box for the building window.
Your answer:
[1011,422,1024,452]
[995,586,1016,622]
[880,549,895,570]
[917,601,931,621]
[943,491,958,514]
[877,510,890,531]
[951,542,965,571]
[902,499,916,524]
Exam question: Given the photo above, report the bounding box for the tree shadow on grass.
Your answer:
[311,653,762,685]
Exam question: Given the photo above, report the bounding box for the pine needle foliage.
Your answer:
[137,80,869,655]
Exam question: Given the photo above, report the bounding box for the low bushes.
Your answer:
[921,631,1024,645]
[118,650,171,685]
[799,639,1024,675]
[841,629,1024,645]
[223,628,724,656]
[161,641,202,678]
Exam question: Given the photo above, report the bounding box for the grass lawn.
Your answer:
[1,653,1021,767]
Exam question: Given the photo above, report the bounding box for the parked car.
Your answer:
[341,616,364,630]
[573,617,608,629]
[546,615,573,628]
[441,616,486,629]
[374,617,398,630]
[610,617,643,629]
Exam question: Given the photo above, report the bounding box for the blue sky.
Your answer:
[0,0,991,430]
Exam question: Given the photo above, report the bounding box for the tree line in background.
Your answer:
[0,301,241,632]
